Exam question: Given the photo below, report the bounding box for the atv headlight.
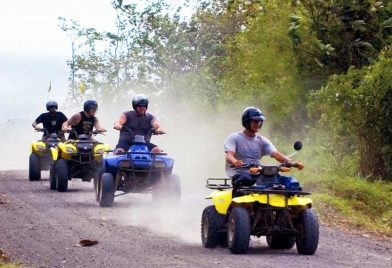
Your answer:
[36,145,45,151]
[66,147,76,153]
[96,149,104,154]
[153,161,165,169]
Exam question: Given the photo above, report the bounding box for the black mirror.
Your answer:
[294,141,302,151]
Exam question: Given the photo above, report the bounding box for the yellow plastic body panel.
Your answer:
[50,147,58,161]
[207,190,312,215]
[94,143,110,161]
[207,191,232,215]
[58,141,110,161]
[58,142,77,160]
[31,141,47,155]
[233,194,312,208]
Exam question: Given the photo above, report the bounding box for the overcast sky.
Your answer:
[0,0,192,121]
[0,0,120,120]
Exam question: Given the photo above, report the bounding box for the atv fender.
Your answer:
[50,147,58,161]
[232,194,312,208]
[94,144,111,160]
[58,142,77,160]
[31,141,46,154]
[206,191,232,215]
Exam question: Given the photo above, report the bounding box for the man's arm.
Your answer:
[226,151,243,168]
[271,151,304,170]
[62,113,81,131]
[114,113,127,130]
[94,118,106,132]
[32,114,43,129]
[59,112,68,124]
[151,118,164,133]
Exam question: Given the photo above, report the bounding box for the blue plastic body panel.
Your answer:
[102,143,174,178]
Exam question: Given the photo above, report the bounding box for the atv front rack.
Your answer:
[206,178,311,196]
[237,187,311,196]
[206,178,232,190]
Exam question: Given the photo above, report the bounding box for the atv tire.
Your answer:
[29,153,41,181]
[56,159,69,192]
[267,235,296,250]
[296,208,319,255]
[94,176,102,202]
[201,206,226,248]
[100,173,114,207]
[49,163,56,190]
[227,207,250,254]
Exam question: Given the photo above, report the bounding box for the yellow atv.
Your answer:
[29,129,61,182]
[201,146,319,255]
[54,130,110,192]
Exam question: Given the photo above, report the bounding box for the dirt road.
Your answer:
[0,170,391,268]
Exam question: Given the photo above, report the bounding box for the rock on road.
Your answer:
[0,170,391,268]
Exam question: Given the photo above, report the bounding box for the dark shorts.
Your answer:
[232,171,300,190]
[116,140,157,152]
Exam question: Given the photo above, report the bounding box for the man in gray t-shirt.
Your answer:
[224,107,304,189]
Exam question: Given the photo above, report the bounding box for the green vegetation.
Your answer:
[59,0,392,236]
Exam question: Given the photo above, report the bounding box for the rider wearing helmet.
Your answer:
[32,101,68,140]
[224,106,304,190]
[62,100,106,140]
[114,94,164,154]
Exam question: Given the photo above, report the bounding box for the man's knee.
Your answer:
[114,148,125,155]
[232,174,256,187]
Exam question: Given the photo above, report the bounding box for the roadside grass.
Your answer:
[295,164,392,238]
[0,264,20,268]
[0,249,20,268]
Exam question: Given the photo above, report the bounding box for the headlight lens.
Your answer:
[153,161,165,169]
[65,147,75,153]
[36,145,45,151]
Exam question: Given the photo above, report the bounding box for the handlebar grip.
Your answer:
[290,162,299,168]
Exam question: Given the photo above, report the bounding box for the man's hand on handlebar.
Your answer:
[232,159,244,168]
[154,129,166,135]
[294,162,304,170]
[93,129,107,135]
[287,161,304,170]
[62,127,72,133]
[113,123,122,130]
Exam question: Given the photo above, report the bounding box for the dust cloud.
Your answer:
[1,90,290,244]
[0,93,246,244]
[96,96,242,244]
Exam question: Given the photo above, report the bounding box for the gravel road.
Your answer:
[0,170,391,268]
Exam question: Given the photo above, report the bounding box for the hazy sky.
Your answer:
[0,0,193,121]
[0,0,119,119]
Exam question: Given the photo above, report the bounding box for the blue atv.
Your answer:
[95,127,180,207]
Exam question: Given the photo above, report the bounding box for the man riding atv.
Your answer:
[113,94,164,154]
[62,100,106,139]
[224,106,304,192]
[32,101,68,141]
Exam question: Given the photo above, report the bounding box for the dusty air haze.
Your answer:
[0,0,244,243]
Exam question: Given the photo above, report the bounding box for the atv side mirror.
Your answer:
[294,141,303,151]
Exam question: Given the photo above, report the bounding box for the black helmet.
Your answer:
[84,100,98,112]
[46,101,58,111]
[132,94,149,110]
[242,106,265,130]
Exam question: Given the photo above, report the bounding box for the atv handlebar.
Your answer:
[231,162,300,172]
[115,126,166,136]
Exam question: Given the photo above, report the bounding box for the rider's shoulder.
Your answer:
[226,132,243,139]
[256,135,274,144]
